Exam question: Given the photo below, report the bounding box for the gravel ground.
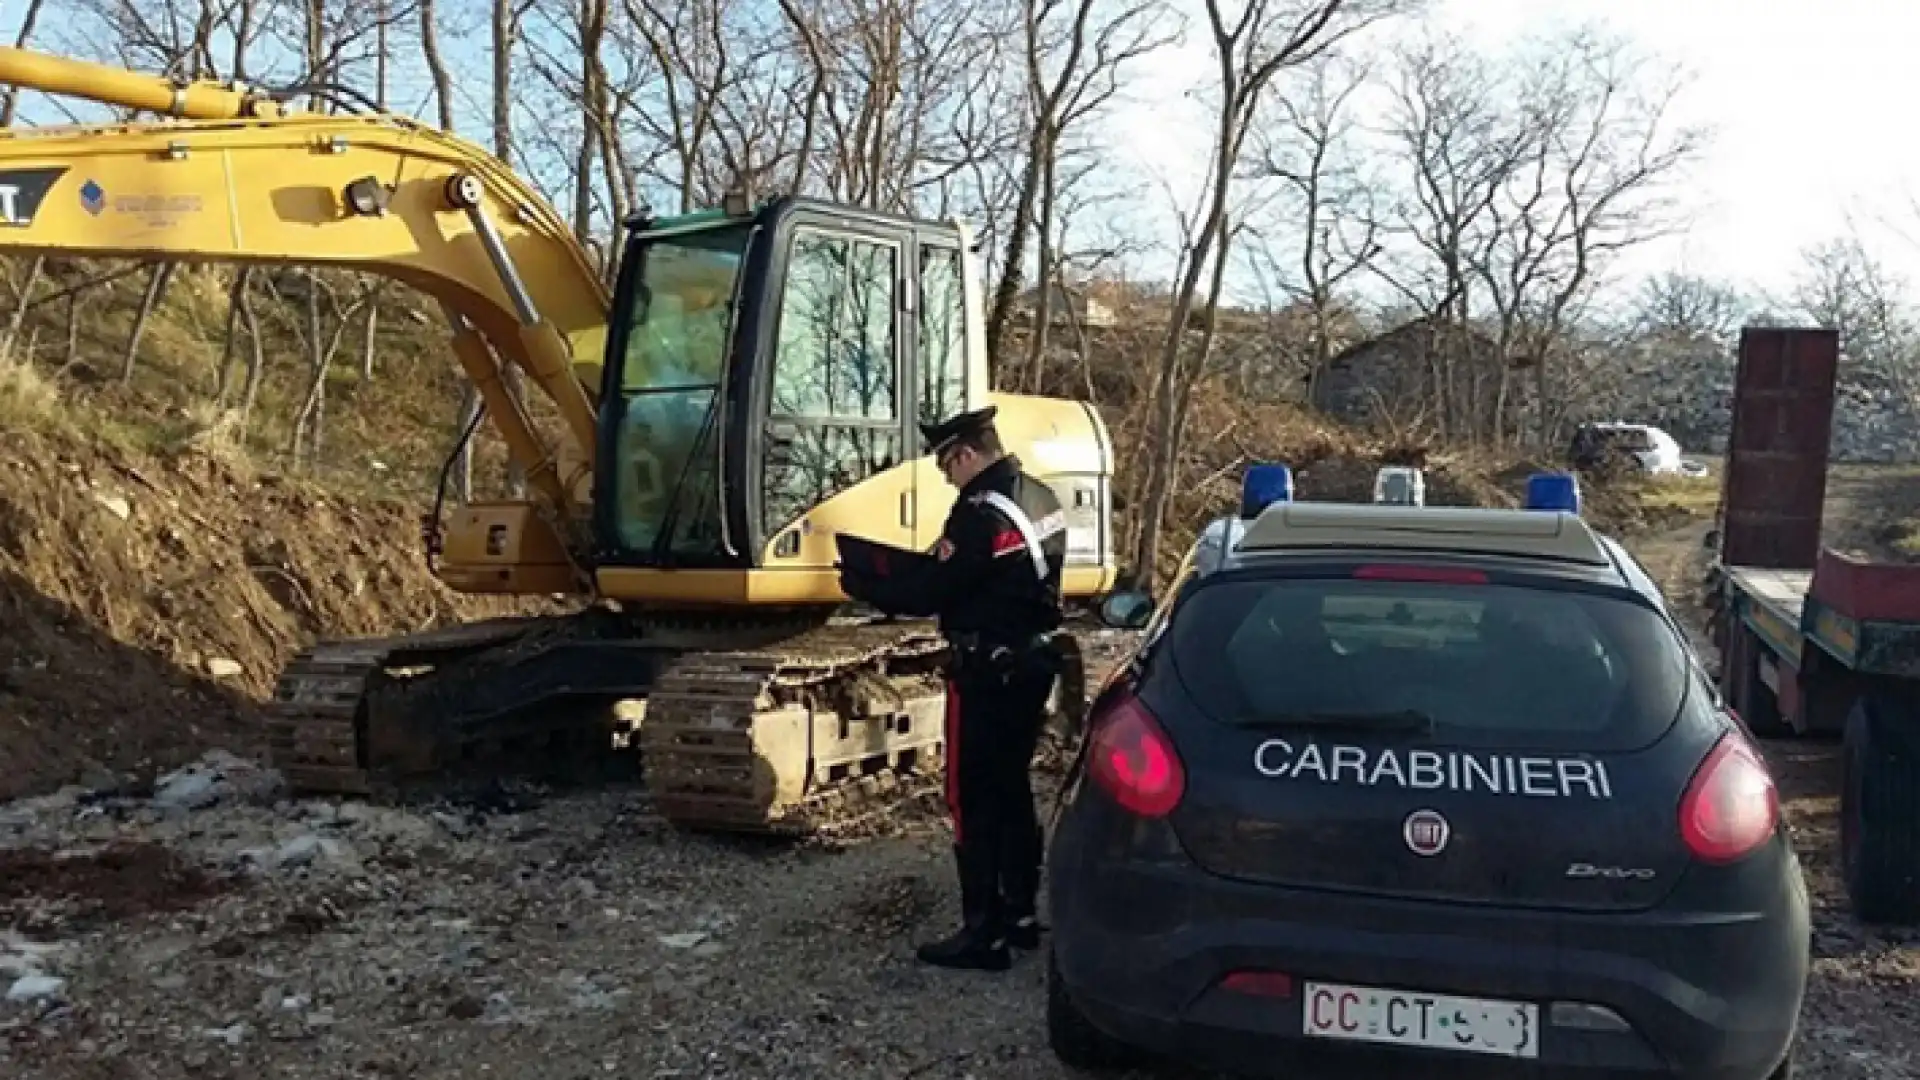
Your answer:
[0,761,1093,1080]
[2,550,1918,1080]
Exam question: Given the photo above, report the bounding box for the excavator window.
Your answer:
[763,227,905,536]
[609,222,749,558]
[917,244,969,429]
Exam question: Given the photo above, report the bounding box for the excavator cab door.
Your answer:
[756,211,926,564]
[597,216,755,566]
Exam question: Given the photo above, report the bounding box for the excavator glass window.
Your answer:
[763,228,904,535]
[918,244,969,428]
[610,223,748,559]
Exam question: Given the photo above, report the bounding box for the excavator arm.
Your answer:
[0,46,610,534]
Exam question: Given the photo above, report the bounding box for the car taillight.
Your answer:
[1678,730,1779,864]
[1353,564,1489,584]
[1086,688,1185,818]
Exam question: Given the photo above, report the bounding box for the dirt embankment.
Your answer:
[0,428,552,802]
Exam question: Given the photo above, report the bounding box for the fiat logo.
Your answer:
[1403,809,1450,856]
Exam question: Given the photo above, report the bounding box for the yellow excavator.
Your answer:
[0,47,1117,833]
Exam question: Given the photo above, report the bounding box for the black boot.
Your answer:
[1003,818,1046,951]
[917,844,1010,971]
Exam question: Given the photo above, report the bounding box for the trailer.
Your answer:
[1707,325,1920,924]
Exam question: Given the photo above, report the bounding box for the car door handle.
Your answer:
[899,491,912,527]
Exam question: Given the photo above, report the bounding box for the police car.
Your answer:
[1045,466,1808,1079]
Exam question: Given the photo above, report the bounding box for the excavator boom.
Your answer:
[0,48,607,538]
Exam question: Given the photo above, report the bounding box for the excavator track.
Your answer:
[268,612,1085,837]
[265,617,555,796]
[641,620,957,835]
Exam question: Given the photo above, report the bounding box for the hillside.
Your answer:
[0,263,553,800]
[0,260,1719,802]
[0,424,556,802]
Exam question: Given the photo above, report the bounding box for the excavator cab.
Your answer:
[592,198,983,578]
[432,192,1112,609]
[428,192,1120,616]
[571,196,1117,611]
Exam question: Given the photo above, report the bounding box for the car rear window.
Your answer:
[1165,574,1691,751]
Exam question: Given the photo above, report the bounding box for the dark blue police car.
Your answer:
[1046,468,1809,1079]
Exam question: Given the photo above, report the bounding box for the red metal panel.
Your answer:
[1718,327,1838,569]
[1811,548,1920,622]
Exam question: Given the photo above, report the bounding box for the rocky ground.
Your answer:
[5,466,1920,1079]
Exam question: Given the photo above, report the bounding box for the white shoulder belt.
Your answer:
[973,490,1063,580]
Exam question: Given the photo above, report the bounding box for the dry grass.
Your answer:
[0,260,519,504]
[0,354,66,434]
[1637,473,1723,516]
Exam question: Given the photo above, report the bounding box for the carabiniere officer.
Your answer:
[838,405,1068,971]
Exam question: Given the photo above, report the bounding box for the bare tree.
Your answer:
[416,0,457,129]
[520,0,645,258]
[1472,27,1703,444]
[1364,30,1525,440]
[1633,270,1746,347]
[0,0,50,124]
[1245,52,1378,405]
[621,0,758,211]
[1129,0,1412,587]
[1792,235,1917,383]
[984,0,1175,369]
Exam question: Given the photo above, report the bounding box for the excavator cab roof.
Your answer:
[627,206,748,235]
[628,195,973,245]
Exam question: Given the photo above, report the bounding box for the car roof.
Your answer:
[1208,501,1640,591]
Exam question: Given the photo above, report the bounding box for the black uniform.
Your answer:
[840,407,1067,971]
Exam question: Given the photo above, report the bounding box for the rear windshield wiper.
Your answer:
[1238,709,1435,733]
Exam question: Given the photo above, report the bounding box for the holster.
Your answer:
[949,631,1063,684]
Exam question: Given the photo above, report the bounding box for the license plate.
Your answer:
[1302,980,1539,1058]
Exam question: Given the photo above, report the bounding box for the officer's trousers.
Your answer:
[942,657,1051,933]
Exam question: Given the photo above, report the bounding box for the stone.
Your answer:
[7,975,67,1002]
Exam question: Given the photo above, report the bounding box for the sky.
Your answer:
[1105,0,1920,307]
[6,0,1920,313]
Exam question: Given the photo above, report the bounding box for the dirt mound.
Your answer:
[0,427,552,802]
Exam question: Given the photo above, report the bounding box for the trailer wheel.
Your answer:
[1841,693,1920,924]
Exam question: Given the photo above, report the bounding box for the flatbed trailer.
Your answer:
[1707,326,1920,924]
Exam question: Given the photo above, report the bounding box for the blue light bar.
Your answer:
[1240,463,1295,518]
[1524,471,1581,513]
